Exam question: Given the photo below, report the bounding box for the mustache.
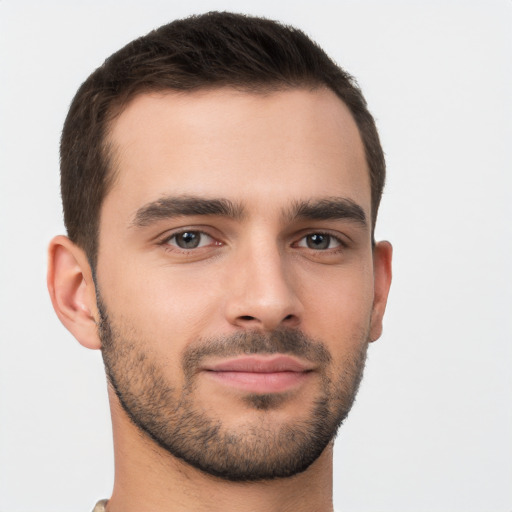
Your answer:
[182,328,332,375]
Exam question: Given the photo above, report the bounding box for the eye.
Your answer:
[297,233,342,250]
[165,231,215,249]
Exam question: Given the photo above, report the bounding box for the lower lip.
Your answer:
[205,370,311,393]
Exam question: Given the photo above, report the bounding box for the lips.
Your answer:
[202,355,314,393]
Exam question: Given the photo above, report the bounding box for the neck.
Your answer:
[106,392,334,512]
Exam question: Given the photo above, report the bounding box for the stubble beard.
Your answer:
[98,299,369,482]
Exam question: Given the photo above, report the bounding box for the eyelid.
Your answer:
[168,231,213,248]
[293,230,348,248]
[158,227,222,249]
[296,234,341,249]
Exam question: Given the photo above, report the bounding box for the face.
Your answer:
[95,87,388,480]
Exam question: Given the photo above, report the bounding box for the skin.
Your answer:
[48,87,392,512]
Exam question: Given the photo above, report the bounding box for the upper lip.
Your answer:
[203,355,314,373]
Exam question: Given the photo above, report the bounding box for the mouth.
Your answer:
[201,355,315,393]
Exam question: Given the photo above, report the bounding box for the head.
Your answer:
[50,12,392,483]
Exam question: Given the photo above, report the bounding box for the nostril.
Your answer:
[240,315,255,321]
[284,314,294,321]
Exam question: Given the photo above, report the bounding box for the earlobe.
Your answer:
[369,241,393,342]
[47,235,102,350]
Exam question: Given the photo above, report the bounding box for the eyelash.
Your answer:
[159,229,347,254]
[294,232,347,252]
[160,230,220,252]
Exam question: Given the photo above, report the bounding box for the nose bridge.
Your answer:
[225,232,302,330]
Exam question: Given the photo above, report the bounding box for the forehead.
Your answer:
[103,87,370,223]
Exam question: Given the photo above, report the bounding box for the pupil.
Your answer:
[307,234,329,250]
[178,232,199,248]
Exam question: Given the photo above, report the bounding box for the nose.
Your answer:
[223,242,303,331]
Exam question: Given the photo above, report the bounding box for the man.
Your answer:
[47,11,392,512]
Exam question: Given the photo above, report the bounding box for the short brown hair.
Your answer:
[60,11,385,268]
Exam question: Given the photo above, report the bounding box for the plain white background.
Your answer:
[1,1,511,511]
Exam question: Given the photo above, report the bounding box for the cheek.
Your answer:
[298,261,375,346]
[97,258,224,352]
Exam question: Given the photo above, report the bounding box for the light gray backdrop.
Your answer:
[1,1,511,511]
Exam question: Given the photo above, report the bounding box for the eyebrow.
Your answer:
[287,197,367,227]
[131,195,245,227]
[130,194,367,230]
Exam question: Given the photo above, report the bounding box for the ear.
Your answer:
[369,241,393,342]
[47,235,101,350]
